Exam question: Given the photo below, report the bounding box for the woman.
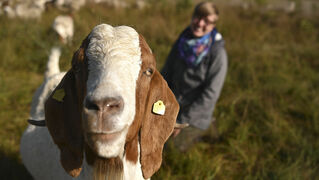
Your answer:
[161,1,228,152]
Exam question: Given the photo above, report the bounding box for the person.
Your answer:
[161,1,228,152]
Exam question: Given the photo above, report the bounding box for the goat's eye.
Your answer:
[144,68,153,76]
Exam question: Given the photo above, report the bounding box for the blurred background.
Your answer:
[0,0,318,179]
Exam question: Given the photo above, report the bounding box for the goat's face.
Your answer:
[45,24,179,179]
[82,25,141,157]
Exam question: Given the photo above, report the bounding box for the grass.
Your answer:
[0,1,318,179]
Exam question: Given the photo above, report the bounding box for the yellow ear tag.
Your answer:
[52,89,65,102]
[152,100,165,115]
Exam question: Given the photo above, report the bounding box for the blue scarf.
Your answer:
[178,27,218,68]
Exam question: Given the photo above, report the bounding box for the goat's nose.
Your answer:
[85,97,124,115]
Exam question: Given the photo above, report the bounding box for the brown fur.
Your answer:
[85,144,124,180]
[45,31,179,179]
[45,37,89,177]
[125,35,180,179]
[93,157,123,180]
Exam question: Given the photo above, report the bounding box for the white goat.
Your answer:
[20,24,180,180]
[52,15,74,44]
[4,0,52,19]
[54,0,86,11]
[28,47,65,124]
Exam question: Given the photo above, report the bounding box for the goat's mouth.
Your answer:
[87,131,122,142]
[85,129,127,158]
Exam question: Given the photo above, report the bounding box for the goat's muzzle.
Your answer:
[85,97,124,115]
[82,96,124,133]
[82,96,127,157]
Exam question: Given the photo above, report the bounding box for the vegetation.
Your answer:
[0,1,318,179]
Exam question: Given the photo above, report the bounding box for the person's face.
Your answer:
[190,14,217,37]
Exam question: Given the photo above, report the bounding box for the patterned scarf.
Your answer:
[178,27,218,68]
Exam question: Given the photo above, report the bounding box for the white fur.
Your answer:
[55,0,86,11]
[85,24,141,158]
[29,47,64,121]
[21,126,144,180]
[14,0,49,19]
[52,15,74,44]
[29,73,65,121]
[123,142,147,180]
[45,47,62,78]
[94,128,127,157]
[21,46,68,179]
[21,24,147,179]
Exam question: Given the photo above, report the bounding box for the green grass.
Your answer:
[0,1,318,179]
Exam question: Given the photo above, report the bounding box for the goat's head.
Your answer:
[45,24,179,179]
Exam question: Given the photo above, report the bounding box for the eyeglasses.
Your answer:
[193,16,216,25]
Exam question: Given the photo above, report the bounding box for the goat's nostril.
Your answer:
[104,97,123,111]
[85,99,100,111]
[106,102,120,108]
[85,97,124,114]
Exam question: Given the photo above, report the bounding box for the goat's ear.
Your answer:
[140,70,179,179]
[45,57,84,177]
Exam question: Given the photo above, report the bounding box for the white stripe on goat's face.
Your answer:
[83,24,141,158]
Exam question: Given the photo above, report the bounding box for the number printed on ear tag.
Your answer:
[52,89,65,102]
[152,100,165,115]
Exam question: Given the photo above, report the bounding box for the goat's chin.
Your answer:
[85,129,127,158]
[93,156,124,180]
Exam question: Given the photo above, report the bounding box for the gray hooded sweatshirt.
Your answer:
[161,31,228,130]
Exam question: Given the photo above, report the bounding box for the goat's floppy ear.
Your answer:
[140,70,179,179]
[45,50,85,177]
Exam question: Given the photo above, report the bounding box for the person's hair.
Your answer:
[192,1,219,19]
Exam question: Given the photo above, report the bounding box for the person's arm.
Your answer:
[181,47,228,129]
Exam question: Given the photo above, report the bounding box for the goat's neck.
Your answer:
[123,141,146,180]
[84,142,145,180]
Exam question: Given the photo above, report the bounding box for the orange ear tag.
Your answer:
[152,100,165,115]
[52,89,65,102]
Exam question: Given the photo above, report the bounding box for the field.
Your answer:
[0,1,318,179]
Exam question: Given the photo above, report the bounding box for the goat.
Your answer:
[20,24,180,180]
[5,0,51,19]
[26,47,65,125]
[52,15,74,44]
[54,0,86,11]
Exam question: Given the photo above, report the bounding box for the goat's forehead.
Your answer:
[86,24,141,66]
